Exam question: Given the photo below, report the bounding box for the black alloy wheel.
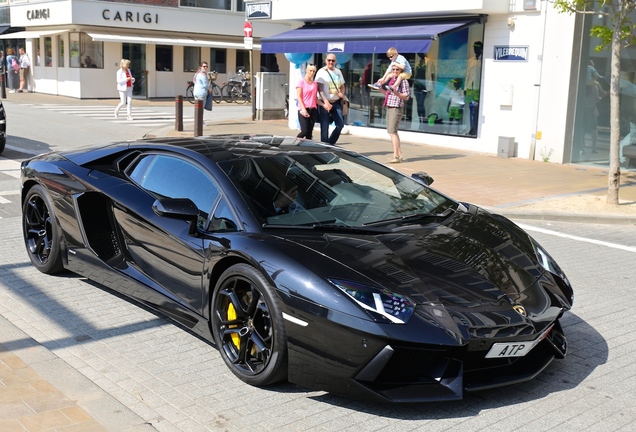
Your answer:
[22,185,64,274]
[211,264,288,386]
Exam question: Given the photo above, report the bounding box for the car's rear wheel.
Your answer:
[211,264,288,386]
[22,185,64,274]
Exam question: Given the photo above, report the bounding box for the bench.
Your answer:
[624,144,636,168]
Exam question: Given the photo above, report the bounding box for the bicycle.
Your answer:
[186,70,223,104]
[221,68,251,104]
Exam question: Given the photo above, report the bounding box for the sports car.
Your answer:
[20,135,573,402]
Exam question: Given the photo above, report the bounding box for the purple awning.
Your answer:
[261,20,475,54]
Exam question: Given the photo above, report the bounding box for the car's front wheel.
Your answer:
[211,264,288,386]
[22,184,64,274]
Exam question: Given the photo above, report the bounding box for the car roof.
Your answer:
[61,134,337,167]
[137,135,333,162]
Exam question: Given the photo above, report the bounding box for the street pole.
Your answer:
[250,48,255,121]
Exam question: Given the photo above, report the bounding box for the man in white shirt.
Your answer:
[315,54,346,145]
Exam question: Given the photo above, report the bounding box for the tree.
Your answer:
[553,0,636,205]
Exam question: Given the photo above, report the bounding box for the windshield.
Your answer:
[219,151,456,228]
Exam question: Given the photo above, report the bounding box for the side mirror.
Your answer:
[412,171,434,186]
[152,198,199,220]
[152,198,199,236]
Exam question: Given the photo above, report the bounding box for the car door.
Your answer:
[114,153,220,313]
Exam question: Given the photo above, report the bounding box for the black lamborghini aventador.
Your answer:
[20,134,573,402]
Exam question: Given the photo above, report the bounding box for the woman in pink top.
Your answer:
[296,64,323,140]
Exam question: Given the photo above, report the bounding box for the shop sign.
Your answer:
[246,2,271,20]
[524,0,538,10]
[102,9,159,24]
[494,45,529,61]
[27,8,50,20]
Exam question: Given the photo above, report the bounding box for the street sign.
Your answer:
[244,37,253,50]
[243,21,253,37]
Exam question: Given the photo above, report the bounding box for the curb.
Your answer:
[482,207,636,225]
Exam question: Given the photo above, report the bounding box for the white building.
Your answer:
[0,0,292,99]
[252,0,636,168]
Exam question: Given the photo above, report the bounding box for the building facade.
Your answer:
[252,0,636,170]
[0,0,292,99]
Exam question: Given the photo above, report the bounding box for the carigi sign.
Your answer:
[494,46,529,61]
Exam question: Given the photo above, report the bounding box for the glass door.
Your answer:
[122,43,147,98]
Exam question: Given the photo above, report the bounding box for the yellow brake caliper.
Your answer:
[227,302,240,349]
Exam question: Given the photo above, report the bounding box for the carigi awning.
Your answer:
[261,19,476,54]
[87,32,261,50]
[0,29,69,40]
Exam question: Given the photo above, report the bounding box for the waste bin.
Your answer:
[497,136,516,158]
[256,72,287,120]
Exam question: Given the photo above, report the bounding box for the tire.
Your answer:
[22,184,65,274]
[211,264,288,386]
[211,84,223,104]
[221,85,233,103]
[0,138,5,154]
[186,83,195,104]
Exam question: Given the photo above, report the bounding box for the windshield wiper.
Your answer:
[362,207,455,227]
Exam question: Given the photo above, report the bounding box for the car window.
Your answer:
[129,154,219,227]
[209,198,238,232]
[219,152,455,227]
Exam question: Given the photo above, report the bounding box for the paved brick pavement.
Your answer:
[2,93,636,431]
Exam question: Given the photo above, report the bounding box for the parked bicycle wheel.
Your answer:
[221,84,234,103]
[186,83,195,104]
[211,84,223,104]
[232,83,249,104]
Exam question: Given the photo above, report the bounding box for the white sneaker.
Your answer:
[114,110,119,118]
[127,116,133,121]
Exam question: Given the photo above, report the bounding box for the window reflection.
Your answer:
[322,21,484,138]
[572,4,636,169]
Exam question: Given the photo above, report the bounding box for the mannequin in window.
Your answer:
[465,41,482,135]
[414,53,436,130]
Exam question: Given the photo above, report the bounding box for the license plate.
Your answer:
[485,325,553,359]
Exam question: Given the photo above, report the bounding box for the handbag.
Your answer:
[204,90,213,111]
[341,95,350,116]
[11,58,19,72]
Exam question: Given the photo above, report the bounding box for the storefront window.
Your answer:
[236,49,249,73]
[34,39,41,66]
[331,21,484,138]
[156,45,173,71]
[44,37,52,67]
[210,48,226,73]
[571,4,636,169]
[69,33,103,68]
[179,0,247,11]
[184,46,199,72]
[179,0,229,10]
[58,36,64,68]
[70,33,80,67]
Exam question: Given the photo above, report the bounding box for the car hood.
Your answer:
[274,208,570,331]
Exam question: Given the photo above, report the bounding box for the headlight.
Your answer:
[532,239,573,306]
[329,279,415,324]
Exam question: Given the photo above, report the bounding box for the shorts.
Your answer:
[399,72,412,81]
[386,106,403,134]
[19,67,29,79]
